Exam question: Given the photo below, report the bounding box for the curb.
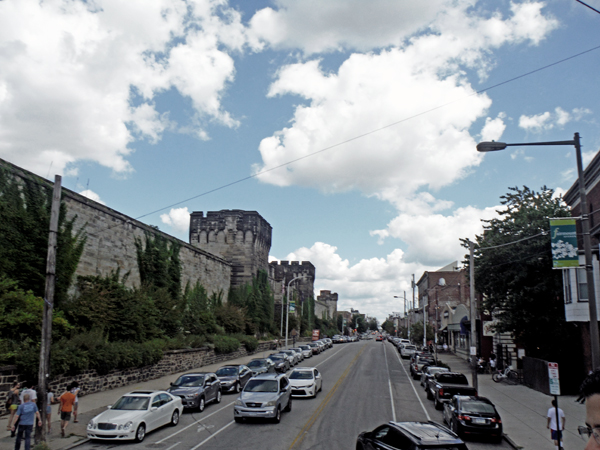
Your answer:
[61,438,90,450]
[503,433,522,450]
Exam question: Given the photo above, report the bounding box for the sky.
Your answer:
[1,0,600,322]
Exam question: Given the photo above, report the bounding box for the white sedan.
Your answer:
[288,367,323,398]
[87,390,182,443]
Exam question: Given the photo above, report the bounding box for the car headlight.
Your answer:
[122,421,133,431]
[186,393,198,398]
[87,421,94,430]
[234,399,244,407]
[222,380,234,386]
[264,400,277,407]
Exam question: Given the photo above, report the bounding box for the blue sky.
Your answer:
[1,0,599,321]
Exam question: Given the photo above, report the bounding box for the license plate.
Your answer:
[472,418,487,425]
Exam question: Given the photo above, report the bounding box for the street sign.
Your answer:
[470,346,477,356]
[289,300,295,312]
[548,362,561,395]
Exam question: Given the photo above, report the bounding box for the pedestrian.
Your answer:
[70,381,80,423]
[490,354,497,373]
[19,383,36,404]
[10,393,42,450]
[45,385,55,435]
[58,383,76,437]
[6,382,21,434]
[443,342,448,353]
[578,369,600,450]
[546,399,565,450]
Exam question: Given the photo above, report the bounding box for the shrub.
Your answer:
[212,335,240,354]
[232,334,258,352]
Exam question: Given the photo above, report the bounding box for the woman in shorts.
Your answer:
[6,382,20,431]
[46,386,55,434]
[70,382,80,423]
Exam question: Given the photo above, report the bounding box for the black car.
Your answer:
[357,421,467,450]
[442,396,503,443]
[215,365,253,394]
[247,358,276,376]
[268,354,290,372]
[410,354,437,379]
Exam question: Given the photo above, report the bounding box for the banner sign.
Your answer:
[549,218,579,268]
[289,300,295,313]
[312,329,320,341]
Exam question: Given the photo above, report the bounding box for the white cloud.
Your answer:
[0,0,246,177]
[160,207,190,232]
[79,189,105,205]
[481,113,506,142]
[518,111,552,131]
[519,107,591,132]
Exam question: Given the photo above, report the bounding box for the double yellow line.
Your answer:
[288,343,368,449]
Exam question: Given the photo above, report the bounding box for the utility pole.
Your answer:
[37,175,61,443]
[469,240,478,392]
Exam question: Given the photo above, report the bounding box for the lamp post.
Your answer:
[477,132,600,370]
[394,291,408,336]
[286,276,305,349]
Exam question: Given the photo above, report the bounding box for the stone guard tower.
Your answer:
[189,210,272,288]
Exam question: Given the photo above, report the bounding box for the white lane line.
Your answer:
[391,342,431,421]
[190,420,235,450]
[383,343,397,422]
[165,442,180,450]
[314,345,349,367]
[154,401,236,444]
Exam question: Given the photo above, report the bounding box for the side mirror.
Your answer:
[170,383,175,387]
[106,405,112,410]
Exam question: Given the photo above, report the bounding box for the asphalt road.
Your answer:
[78,340,512,450]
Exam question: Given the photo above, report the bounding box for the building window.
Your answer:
[563,270,572,304]
[576,268,589,302]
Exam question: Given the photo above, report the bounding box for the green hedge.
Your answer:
[211,335,240,354]
[232,334,258,352]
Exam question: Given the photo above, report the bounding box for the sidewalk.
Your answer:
[438,352,586,450]
[0,346,282,450]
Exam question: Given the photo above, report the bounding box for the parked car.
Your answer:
[87,390,182,443]
[420,366,450,388]
[247,358,276,376]
[288,367,323,398]
[280,349,300,365]
[307,342,321,354]
[323,338,333,347]
[443,396,503,443]
[167,372,221,412]
[215,365,253,394]
[297,345,313,358]
[268,354,290,372]
[332,335,344,344]
[410,354,437,380]
[357,421,467,450]
[290,348,306,362]
[428,372,477,410]
[233,373,292,423]
[400,344,417,359]
[271,352,295,367]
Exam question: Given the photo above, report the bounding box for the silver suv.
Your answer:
[167,372,221,412]
[233,373,292,423]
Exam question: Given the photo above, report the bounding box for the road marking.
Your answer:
[288,343,368,449]
[189,420,234,450]
[154,401,236,444]
[390,342,431,421]
[383,343,397,422]
[165,442,180,450]
[315,345,347,367]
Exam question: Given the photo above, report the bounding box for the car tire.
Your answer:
[134,424,146,443]
[284,397,292,412]
[198,397,205,412]
[426,388,433,400]
[493,435,503,444]
[273,406,281,423]
[216,390,222,404]
[234,417,243,423]
[434,397,442,410]
[170,410,179,427]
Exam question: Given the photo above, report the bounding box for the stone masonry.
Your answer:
[315,290,338,320]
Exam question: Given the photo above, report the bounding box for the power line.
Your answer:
[477,231,547,251]
[577,0,600,15]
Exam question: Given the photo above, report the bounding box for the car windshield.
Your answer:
[270,356,284,361]
[438,374,468,384]
[216,367,237,376]
[244,380,278,393]
[405,345,416,350]
[462,401,496,414]
[172,375,205,387]
[299,346,310,350]
[247,360,265,368]
[112,396,149,410]
[308,343,317,347]
[290,371,314,380]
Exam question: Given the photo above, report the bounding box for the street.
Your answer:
[76,340,511,450]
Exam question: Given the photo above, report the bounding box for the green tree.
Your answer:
[465,186,577,361]
[410,321,434,344]
[368,318,378,331]
[336,314,343,332]
[134,231,181,301]
[381,320,395,335]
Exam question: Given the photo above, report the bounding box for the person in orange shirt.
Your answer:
[58,383,76,438]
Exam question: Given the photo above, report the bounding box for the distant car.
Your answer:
[376,335,384,341]
[307,342,321,354]
[332,335,344,344]
[400,344,417,359]
[420,366,450,388]
[247,358,276,376]
[357,421,467,450]
[442,396,503,443]
[167,372,221,412]
[291,348,306,361]
[87,390,182,443]
[297,345,313,358]
[233,373,292,423]
[280,349,300,365]
[289,367,323,398]
[411,354,437,379]
[271,351,295,367]
[215,365,253,394]
[268,354,290,372]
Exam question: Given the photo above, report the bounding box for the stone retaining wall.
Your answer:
[0,341,278,415]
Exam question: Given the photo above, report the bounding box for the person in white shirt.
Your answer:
[546,399,565,450]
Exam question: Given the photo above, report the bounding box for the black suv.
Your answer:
[357,421,467,450]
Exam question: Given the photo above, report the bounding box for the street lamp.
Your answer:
[394,291,408,336]
[477,132,600,370]
[285,276,306,349]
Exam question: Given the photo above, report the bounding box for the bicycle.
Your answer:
[492,365,519,384]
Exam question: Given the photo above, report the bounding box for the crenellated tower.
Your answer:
[190,210,272,288]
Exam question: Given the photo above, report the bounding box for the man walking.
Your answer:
[10,393,42,450]
[546,399,565,450]
[579,370,600,450]
[59,384,76,437]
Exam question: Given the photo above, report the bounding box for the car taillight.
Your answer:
[490,417,502,423]
[439,388,444,396]
[458,415,472,422]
